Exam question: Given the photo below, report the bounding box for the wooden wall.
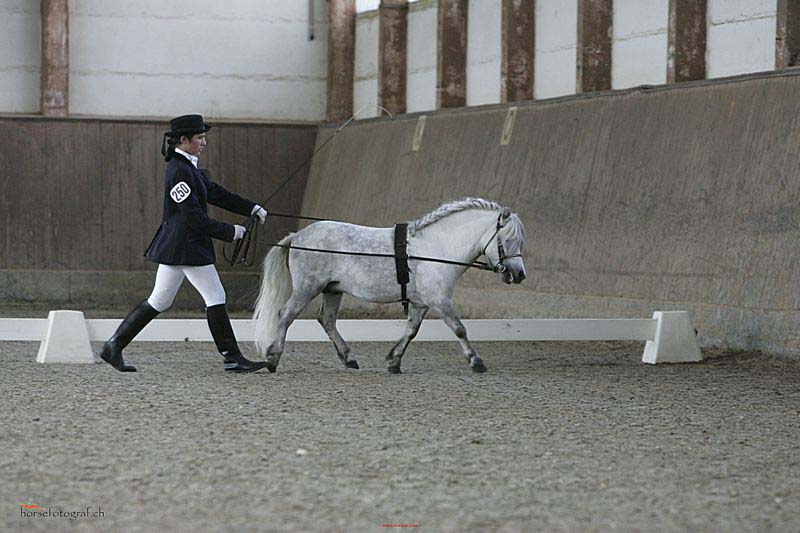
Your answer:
[0,116,317,273]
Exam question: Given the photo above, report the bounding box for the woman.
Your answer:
[100,114,267,373]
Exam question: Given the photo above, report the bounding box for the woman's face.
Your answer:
[180,133,207,156]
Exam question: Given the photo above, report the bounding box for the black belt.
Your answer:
[394,223,410,314]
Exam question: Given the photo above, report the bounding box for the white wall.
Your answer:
[367,0,503,114]
[467,0,501,106]
[356,0,381,12]
[407,2,437,113]
[68,0,328,120]
[535,0,577,99]
[612,0,669,89]
[357,2,436,118]
[354,11,379,119]
[0,0,41,113]
[0,0,787,119]
[0,0,328,120]
[707,0,776,78]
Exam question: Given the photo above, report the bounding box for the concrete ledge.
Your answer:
[0,270,261,312]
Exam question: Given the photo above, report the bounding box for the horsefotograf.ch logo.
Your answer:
[19,502,105,521]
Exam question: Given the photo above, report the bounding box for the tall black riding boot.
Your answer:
[206,304,267,373]
[99,300,159,372]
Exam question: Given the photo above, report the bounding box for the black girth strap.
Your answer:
[394,223,410,314]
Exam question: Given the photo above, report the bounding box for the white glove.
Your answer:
[252,204,268,224]
[233,225,247,240]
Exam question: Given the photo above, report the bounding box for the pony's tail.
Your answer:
[253,233,294,356]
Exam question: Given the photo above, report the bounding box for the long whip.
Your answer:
[224,105,392,266]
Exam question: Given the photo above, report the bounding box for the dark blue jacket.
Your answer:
[144,153,256,266]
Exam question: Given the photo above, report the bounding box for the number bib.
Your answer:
[170,181,191,203]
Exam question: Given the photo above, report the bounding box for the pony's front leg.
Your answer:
[266,291,317,372]
[386,304,429,374]
[318,292,358,369]
[430,300,487,373]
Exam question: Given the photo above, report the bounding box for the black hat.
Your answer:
[161,114,211,160]
[167,114,212,137]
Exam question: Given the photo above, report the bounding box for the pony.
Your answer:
[253,198,526,373]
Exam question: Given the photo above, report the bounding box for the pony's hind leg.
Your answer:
[386,304,429,374]
[318,291,358,369]
[265,289,320,372]
[429,299,486,373]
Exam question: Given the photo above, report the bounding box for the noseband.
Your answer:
[481,210,522,274]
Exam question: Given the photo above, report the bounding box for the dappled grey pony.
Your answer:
[253,198,527,373]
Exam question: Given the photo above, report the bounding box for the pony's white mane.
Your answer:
[409,197,526,251]
[410,197,503,233]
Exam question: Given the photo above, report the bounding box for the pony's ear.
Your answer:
[502,208,511,219]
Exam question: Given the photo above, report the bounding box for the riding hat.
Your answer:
[161,114,212,158]
[167,114,212,137]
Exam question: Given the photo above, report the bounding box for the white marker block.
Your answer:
[36,310,96,364]
[642,311,703,364]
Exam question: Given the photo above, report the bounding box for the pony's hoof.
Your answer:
[471,361,488,373]
[344,360,359,369]
[387,365,402,374]
[264,357,279,373]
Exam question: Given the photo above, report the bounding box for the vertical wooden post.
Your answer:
[501,0,536,103]
[327,0,356,122]
[379,0,408,116]
[437,0,468,108]
[667,0,707,82]
[576,0,612,93]
[41,0,69,117]
[777,0,800,69]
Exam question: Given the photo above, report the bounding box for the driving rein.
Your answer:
[223,211,519,276]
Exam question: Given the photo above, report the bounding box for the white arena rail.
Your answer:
[0,310,702,365]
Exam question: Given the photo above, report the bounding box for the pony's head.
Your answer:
[481,208,527,285]
[410,197,528,284]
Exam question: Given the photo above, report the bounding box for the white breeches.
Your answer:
[147,264,226,312]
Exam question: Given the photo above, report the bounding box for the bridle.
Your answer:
[481,210,523,274]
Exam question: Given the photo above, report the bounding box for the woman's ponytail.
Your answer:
[161,132,179,162]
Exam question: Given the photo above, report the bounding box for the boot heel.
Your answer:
[99,341,137,372]
[226,360,267,373]
[207,304,267,373]
[99,300,158,372]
